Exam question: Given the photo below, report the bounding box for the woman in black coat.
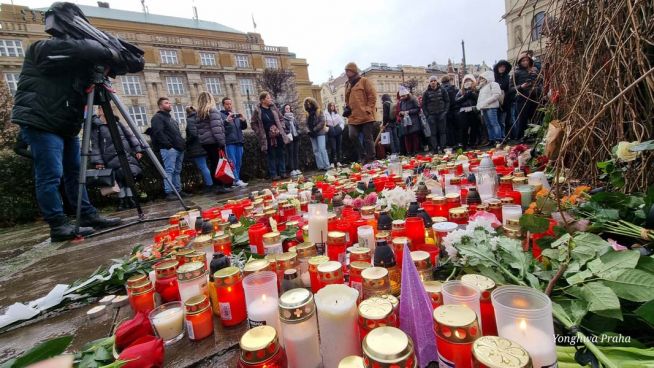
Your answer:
[90,107,144,210]
[185,106,213,194]
[196,91,230,193]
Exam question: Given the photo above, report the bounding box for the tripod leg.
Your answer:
[76,90,96,233]
[100,101,144,219]
[107,90,189,210]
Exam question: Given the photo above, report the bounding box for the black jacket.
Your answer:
[185,112,209,158]
[493,60,513,109]
[442,82,458,112]
[510,58,541,101]
[90,116,143,177]
[220,110,247,145]
[196,107,225,147]
[150,110,185,151]
[422,85,450,115]
[455,88,478,110]
[11,38,117,137]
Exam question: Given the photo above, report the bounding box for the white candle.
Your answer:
[247,294,283,345]
[499,319,557,368]
[502,205,523,226]
[301,271,311,288]
[308,204,328,244]
[314,285,361,368]
[357,225,375,253]
[478,181,495,201]
[151,306,184,341]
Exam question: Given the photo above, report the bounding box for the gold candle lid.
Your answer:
[500,175,513,185]
[308,255,330,272]
[126,273,149,288]
[350,261,372,278]
[263,232,281,245]
[449,207,468,219]
[473,336,533,368]
[512,177,528,184]
[278,288,315,323]
[392,236,411,248]
[445,193,460,202]
[504,226,523,239]
[361,267,390,289]
[362,327,416,366]
[433,304,481,343]
[192,234,212,250]
[213,232,231,245]
[175,234,190,246]
[229,222,243,231]
[185,251,206,264]
[392,219,405,230]
[128,279,153,295]
[184,294,211,315]
[501,197,514,204]
[361,206,375,216]
[328,231,347,243]
[476,203,489,211]
[431,216,448,224]
[286,220,299,228]
[487,199,502,209]
[176,261,207,282]
[243,259,271,275]
[317,261,343,282]
[423,280,443,305]
[461,274,496,301]
[349,246,372,262]
[379,294,399,311]
[154,259,179,279]
[433,196,446,205]
[338,355,365,368]
[214,266,242,287]
[358,297,393,321]
[410,250,431,269]
[275,252,298,271]
[505,218,520,228]
[296,242,318,258]
[239,325,280,364]
[375,231,391,241]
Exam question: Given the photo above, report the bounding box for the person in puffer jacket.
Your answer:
[476,71,504,146]
[196,91,230,194]
[454,74,480,148]
[185,106,214,194]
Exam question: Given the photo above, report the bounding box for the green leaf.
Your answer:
[573,232,610,251]
[636,256,654,273]
[477,265,507,284]
[588,250,640,275]
[566,269,593,285]
[554,299,588,326]
[602,269,654,302]
[552,233,572,248]
[3,335,73,368]
[93,346,111,362]
[570,245,598,265]
[525,273,541,289]
[519,214,550,233]
[580,282,622,320]
[635,300,654,326]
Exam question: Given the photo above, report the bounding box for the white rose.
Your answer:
[615,141,640,162]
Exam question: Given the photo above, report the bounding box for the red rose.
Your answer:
[115,312,154,351]
[117,335,164,368]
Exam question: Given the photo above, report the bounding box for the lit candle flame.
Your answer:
[519,319,527,331]
[262,294,267,302]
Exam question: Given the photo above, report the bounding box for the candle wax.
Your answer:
[152,307,184,341]
[499,321,557,368]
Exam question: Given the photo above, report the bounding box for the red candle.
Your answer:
[213,233,232,256]
[416,243,440,268]
[154,260,181,303]
[445,193,461,213]
[349,261,371,303]
[350,218,369,245]
[153,227,170,243]
[487,200,503,222]
[404,217,425,247]
[248,223,268,256]
[448,207,469,225]
[433,196,448,218]
[317,261,344,290]
[423,280,443,310]
[167,225,180,240]
[308,255,329,293]
[461,274,498,336]
[327,231,347,265]
[391,220,406,238]
[215,266,247,327]
[127,280,156,315]
[327,214,339,232]
[433,304,480,368]
[391,237,411,266]
[358,297,397,343]
[184,294,214,341]
[335,219,353,246]
[238,326,287,368]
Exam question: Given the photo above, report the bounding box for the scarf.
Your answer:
[284,112,298,137]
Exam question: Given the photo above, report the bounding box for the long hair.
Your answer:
[327,102,336,113]
[197,91,216,120]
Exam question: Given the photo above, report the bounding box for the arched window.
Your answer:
[531,12,546,41]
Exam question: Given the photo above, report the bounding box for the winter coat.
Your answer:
[150,111,186,151]
[251,104,290,151]
[185,112,209,158]
[324,111,345,130]
[11,38,117,137]
[494,60,513,109]
[510,56,541,100]
[476,71,502,110]
[442,82,458,112]
[220,110,247,145]
[344,76,377,124]
[304,97,326,138]
[382,100,396,126]
[282,113,299,138]
[422,85,450,115]
[399,95,422,135]
[196,107,225,147]
[90,116,143,177]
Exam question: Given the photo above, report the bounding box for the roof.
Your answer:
[36,4,244,34]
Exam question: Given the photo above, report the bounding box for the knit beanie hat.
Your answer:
[345,62,359,73]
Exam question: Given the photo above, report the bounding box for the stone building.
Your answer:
[0,3,321,131]
[504,0,555,63]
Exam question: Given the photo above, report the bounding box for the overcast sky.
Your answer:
[20,0,509,84]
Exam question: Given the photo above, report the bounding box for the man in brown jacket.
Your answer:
[344,62,377,163]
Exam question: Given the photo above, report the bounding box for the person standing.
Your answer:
[195,92,230,194]
[251,91,290,180]
[343,62,377,163]
[304,97,331,171]
[493,60,513,138]
[454,74,480,148]
[476,71,504,146]
[324,102,345,166]
[381,94,400,154]
[398,86,422,155]
[282,104,301,176]
[422,76,450,153]
[150,97,189,200]
[220,97,248,187]
[440,76,459,147]
[510,54,541,140]
[184,106,213,194]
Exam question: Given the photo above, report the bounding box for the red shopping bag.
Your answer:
[214,150,235,185]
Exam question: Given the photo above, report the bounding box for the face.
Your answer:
[159,99,172,112]
[262,94,273,106]
[520,58,530,68]
[223,99,233,111]
[283,105,290,113]
[345,69,356,78]
[498,65,506,73]
[429,80,438,88]
[464,81,472,89]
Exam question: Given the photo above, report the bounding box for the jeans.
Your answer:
[327,133,342,164]
[311,135,330,170]
[385,124,401,154]
[348,122,375,163]
[428,113,447,151]
[21,126,96,224]
[482,108,503,142]
[225,144,244,182]
[160,148,184,193]
[286,139,299,171]
[191,156,213,187]
[267,145,286,177]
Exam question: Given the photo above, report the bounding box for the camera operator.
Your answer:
[220,97,248,187]
[11,3,122,242]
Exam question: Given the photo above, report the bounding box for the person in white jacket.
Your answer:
[476,71,504,145]
[324,102,346,166]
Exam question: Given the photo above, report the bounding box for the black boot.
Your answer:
[116,198,129,211]
[126,196,136,208]
[79,213,122,229]
[49,216,94,242]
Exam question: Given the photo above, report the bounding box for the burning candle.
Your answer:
[278,288,322,368]
[149,301,185,345]
[501,205,522,227]
[404,217,426,247]
[433,304,481,368]
[308,203,328,249]
[215,266,247,327]
[314,285,361,368]
[243,271,283,345]
[213,232,232,256]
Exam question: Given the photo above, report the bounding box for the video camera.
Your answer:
[44,2,145,78]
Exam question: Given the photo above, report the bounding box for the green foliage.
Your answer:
[0,335,73,368]
[75,336,117,368]
[519,213,551,233]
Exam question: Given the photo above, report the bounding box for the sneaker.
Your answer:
[330,163,335,169]
[235,180,249,187]
[165,193,177,201]
[336,162,343,167]
[79,213,122,229]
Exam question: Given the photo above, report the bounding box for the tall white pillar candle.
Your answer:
[308,203,328,245]
[314,285,361,368]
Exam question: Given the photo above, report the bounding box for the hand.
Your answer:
[399,111,405,116]
[95,164,105,169]
[135,153,143,160]
[226,113,234,123]
[520,83,529,89]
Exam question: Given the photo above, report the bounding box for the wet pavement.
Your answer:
[0,180,273,366]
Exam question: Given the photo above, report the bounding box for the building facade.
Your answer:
[0,3,321,131]
[504,0,555,63]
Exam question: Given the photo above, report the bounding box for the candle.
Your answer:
[433,304,480,368]
[154,260,181,303]
[176,261,209,305]
[318,260,345,290]
[308,255,330,293]
[357,225,375,253]
[149,301,185,344]
[184,295,214,341]
[279,288,322,368]
[215,266,247,327]
[423,280,443,309]
[327,231,348,265]
[357,296,396,342]
[238,326,288,368]
[314,285,361,368]
[362,327,416,368]
[308,203,328,248]
[442,280,483,330]
[516,185,536,209]
[461,274,497,336]
[243,271,283,346]
[472,336,532,368]
[501,205,522,227]
[127,279,156,315]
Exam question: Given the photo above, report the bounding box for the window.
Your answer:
[239,78,254,96]
[172,104,186,124]
[243,102,256,121]
[264,57,279,69]
[200,52,216,66]
[531,12,546,41]
[514,25,524,46]
[166,76,185,95]
[127,106,148,126]
[0,40,24,57]
[121,75,143,96]
[4,72,19,94]
[160,49,179,64]
[235,54,249,68]
[205,77,222,95]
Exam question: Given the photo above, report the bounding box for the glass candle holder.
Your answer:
[357,225,376,252]
[461,274,497,336]
[432,222,458,246]
[410,250,433,282]
[176,261,209,305]
[472,336,532,368]
[315,285,361,368]
[128,279,156,315]
[296,242,318,288]
[248,223,268,256]
[327,231,348,265]
[423,280,443,309]
[318,260,345,290]
[215,266,247,327]
[362,327,416,368]
[442,280,483,330]
[357,296,396,343]
[243,259,272,276]
[501,205,522,227]
[243,271,283,346]
[516,185,535,209]
[184,295,214,341]
[154,259,181,303]
[349,261,371,303]
[308,203,329,245]
[149,301,185,345]
[349,246,372,264]
[361,267,392,300]
[391,237,411,267]
[263,232,284,255]
[433,304,480,368]
[448,207,469,225]
[492,285,557,368]
[238,326,288,368]
[278,288,322,368]
[308,255,330,293]
[404,217,426,248]
[487,200,503,222]
[391,219,406,238]
[213,232,232,256]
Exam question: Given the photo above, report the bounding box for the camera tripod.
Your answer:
[75,66,190,235]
